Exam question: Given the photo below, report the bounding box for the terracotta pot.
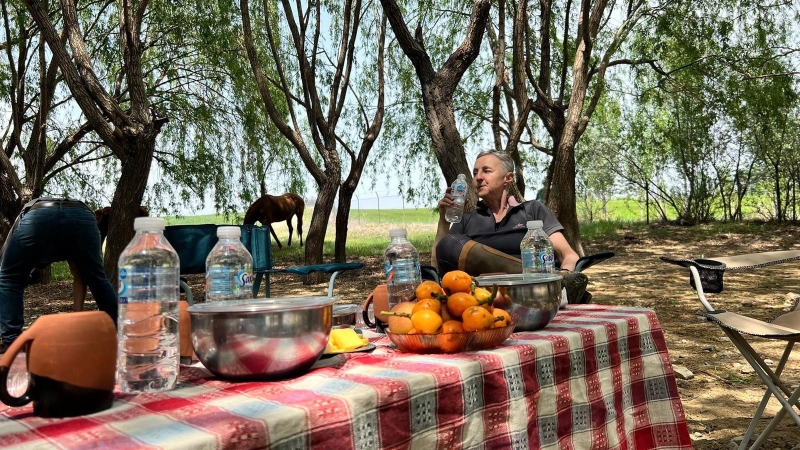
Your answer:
[179,300,194,364]
[0,311,117,418]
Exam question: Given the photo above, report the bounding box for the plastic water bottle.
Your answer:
[383,228,422,308]
[205,226,254,301]
[117,217,180,393]
[520,220,555,273]
[445,174,468,223]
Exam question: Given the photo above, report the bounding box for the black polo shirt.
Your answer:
[448,200,564,257]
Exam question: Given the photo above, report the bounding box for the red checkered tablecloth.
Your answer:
[0,305,692,449]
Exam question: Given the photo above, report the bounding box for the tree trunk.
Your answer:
[103,131,157,281]
[421,85,477,210]
[334,187,356,262]
[549,138,583,256]
[0,176,22,250]
[304,176,339,284]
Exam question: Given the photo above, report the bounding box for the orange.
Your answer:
[441,320,464,334]
[412,298,442,316]
[416,281,444,300]
[492,309,512,328]
[410,309,443,334]
[462,306,496,331]
[473,285,498,311]
[446,292,478,318]
[441,270,472,295]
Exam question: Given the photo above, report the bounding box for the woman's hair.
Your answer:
[475,150,515,175]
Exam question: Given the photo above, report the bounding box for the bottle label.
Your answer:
[453,183,467,196]
[119,266,180,304]
[384,259,419,285]
[237,270,254,289]
[537,247,555,272]
[206,266,253,298]
[521,249,536,271]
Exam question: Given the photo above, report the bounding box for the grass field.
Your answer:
[48,201,778,281]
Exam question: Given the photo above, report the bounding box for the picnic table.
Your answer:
[0,305,692,449]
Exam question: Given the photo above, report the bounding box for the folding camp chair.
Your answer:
[661,251,800,449]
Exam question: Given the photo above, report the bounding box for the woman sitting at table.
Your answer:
[433,150,589,304]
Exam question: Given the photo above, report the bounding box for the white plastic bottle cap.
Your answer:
[217,226,241,238]
[527,220,544,229]
[134,217,165,231]
[389,228,408,238]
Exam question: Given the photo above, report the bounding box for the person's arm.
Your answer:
[549,231,579,271]
[431,188,455,270]
[68,261,87,311]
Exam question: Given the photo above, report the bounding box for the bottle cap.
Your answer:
[389,228,408,238]
[457,173,467,179]
[217,226,241,238]
[527,220,544,229]
[134,217,165,231]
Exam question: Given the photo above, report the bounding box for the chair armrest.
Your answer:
[574,251,615,273]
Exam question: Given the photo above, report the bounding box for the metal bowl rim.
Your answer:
[333,304,361,316]
[473,273,562,286]
[187,296,339,314]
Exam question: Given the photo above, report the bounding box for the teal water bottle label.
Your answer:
[521,249,536,271]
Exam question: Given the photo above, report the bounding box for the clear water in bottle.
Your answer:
[521,220,554,273]
[117,217,180,393]
[205,226,254,301]
[445,174,469,223]
[384,228,421,308]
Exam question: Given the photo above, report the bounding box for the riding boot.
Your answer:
[436,234,590,304]
[562,272,589,304]
[436,234,522,276]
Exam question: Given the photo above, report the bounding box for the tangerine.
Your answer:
[441,320,464,334]
[415,280,444,300]
[412,297,442,316]
[410,309,443,334]
[441,270,473,295]
[446,292,478,318]
[462,306,496,331]
[492,309,512,328]
[473,284,498,311]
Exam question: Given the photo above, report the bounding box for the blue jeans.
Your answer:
[0,201,117,344]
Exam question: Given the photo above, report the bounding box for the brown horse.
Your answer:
[243,193,304,249]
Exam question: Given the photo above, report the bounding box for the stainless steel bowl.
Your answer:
[186,296,337,380]
[474,273,563,332]
[332,304,359,328]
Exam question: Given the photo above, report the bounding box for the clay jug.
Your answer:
[362,284,390,332]
[179,300,194,364]
[0,311,117,418]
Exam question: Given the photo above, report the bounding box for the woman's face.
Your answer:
[472,154,513,199]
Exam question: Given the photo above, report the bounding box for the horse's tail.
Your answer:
[292,195,304,246]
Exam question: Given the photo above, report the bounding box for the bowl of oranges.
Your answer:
[382,270,515,354]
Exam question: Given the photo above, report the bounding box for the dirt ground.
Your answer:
[21,222,800,449]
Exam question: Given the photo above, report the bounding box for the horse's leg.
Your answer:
[269,225,282,249]
[286,219,293,247]
[297,212,303,247]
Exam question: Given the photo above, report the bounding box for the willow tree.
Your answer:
[239,0,387,267]
[21,0,169,279]
[0,0,95,245]
[379,0,491,206]
[483,0,659,253]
